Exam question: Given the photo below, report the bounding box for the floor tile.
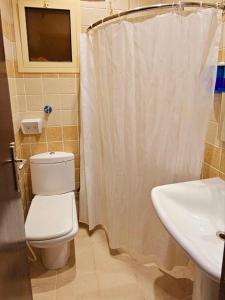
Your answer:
[31,225,194,300]
[56,273,100,300]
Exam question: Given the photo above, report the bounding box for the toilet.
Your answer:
[25,151,78,270]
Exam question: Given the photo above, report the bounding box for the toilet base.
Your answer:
[41,242,70,270]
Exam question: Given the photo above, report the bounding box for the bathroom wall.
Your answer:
[203,92,225,180]
[1,0,131,216]
[0,0,30,213]
[1,0,224,216]
[0,1,18,132]
[0,0,28,211]
[202,19,225,181]
[14,73,80,214]
[16,0,130,215]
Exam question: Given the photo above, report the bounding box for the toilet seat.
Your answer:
[25,192,75,241]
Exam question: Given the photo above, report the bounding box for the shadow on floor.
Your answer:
[154,271,193,300]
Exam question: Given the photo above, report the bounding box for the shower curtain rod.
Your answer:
[87,2,225,32]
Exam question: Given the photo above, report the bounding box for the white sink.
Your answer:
[151,178,225,299]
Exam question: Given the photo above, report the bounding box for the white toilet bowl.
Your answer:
[25,151,78,270]
[26,192,78,269]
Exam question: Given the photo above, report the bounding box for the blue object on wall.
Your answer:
[215,65,225,93]
[44,105,53,114]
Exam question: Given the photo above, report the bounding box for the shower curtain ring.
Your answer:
[172,1,176,13]
[118,12,123,23]
[216,0,220,10]
[178,0,183,11]
[199,0,204,12]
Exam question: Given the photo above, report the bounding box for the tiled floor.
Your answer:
[30,225,194,300]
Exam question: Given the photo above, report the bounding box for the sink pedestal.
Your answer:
[193,267,219,300]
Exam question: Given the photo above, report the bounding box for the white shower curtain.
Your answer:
[80,8,222,269]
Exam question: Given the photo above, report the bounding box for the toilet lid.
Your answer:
[25,192,74,241]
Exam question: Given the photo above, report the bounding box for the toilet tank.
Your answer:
[30,152,75,196]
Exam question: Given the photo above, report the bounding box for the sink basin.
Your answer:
[151,177,225,281]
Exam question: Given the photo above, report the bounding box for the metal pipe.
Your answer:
[87,2,225,32]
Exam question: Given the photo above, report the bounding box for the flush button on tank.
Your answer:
[49,152,55,155]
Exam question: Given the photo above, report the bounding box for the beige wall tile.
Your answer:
[31,143,48,155]
[220,149,225,173]
[219,172,225,181]
[206,121,220,147]
[16,78,25,95]
[20,111,44,122]
[4,38,15,61]
[15,131,21,146]
[43,78,60,94]
[45,111,62,127]
[24,78,43,95]
[202,163,220,179]
[48,142,64,152]
[81,7,107,26]
[24,172,32,188]
[204,143,221,169]
[58,78,76,94]
[75,168,80,183]
[10,94,18,116]
[43,94,61,110]
[46,127,63,142]
[27,95,43,111]
[61,94,78,110]
[64,141,79,154]
[17,95,26,112]
[63,126,79,141]
[19,130,31,144]
[75,155,80,168]
[80,0,107,9]
[210,94,222,122]
[29,130,46,143]
[21,144,31,160]
[6,59,15,77]
[15,144,22,158]
[218,50,223,62]
[62,110,78,126]
[2,19,12,40]
[8,77,16,97]
[204,94,223,177]
[112,0,129,10]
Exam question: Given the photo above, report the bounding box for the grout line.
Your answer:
[205,142,222,149]
[40,74,48,145]
[203,162,225,176]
